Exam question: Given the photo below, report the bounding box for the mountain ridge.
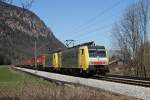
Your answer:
[0,1,66,64]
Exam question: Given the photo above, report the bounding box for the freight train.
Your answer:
[17,42,109,75]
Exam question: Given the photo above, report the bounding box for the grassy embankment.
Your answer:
[0,65,137,100]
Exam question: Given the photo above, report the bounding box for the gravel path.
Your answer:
[15,67,150,100]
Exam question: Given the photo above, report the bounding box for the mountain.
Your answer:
[0,1,66,64]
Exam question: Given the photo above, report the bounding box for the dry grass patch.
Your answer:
[0,66,137,100]
[0,81,137,100]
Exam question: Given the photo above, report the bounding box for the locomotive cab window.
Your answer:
[89,50,106,57]
[81,49,84,55]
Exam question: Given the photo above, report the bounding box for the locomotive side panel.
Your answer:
[58,52,62,67]
[79,46,89,70]
[61,48,79,68]
[52,53,59,68]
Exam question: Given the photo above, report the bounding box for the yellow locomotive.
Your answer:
[45,42,109,75]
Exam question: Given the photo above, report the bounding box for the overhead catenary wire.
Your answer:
[67,0,123,39]
[75,29,111,42]
[73,23,114,40]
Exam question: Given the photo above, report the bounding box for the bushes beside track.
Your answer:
[0,54,11,65]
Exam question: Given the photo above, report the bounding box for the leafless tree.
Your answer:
[20,0,34,9]
[0,0,34,9]
[112,0,150,77]
[0,0,13,4]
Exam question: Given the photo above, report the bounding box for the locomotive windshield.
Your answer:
[89,50,106,57]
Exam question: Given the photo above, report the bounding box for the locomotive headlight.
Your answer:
[104,60,108,65]
[102,61,105,64]
[105,61,108,64]
[37,59,40,63]
[90,61,94,65]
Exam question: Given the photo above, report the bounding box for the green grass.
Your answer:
[0,65,53,88]
[0,65,24,82]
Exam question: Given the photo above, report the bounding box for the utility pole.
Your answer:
[34,40,37,73]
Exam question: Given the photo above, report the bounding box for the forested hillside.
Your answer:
[0,1,65,64]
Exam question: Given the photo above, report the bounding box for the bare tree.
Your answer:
[112,0,150,77]
[20,0,34,9]
[0,0,34,9]
[0,0,13,4]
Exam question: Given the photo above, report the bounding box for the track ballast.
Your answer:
[16,66,150,88]
[93,75,150,87]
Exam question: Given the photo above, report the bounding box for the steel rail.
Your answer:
[93,75,150,87]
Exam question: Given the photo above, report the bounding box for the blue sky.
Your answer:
[14,0,137,48]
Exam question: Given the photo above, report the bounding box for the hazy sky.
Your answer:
[14,0,137,48]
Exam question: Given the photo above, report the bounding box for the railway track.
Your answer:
[93,75,150,87]
[15,66,150,87]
